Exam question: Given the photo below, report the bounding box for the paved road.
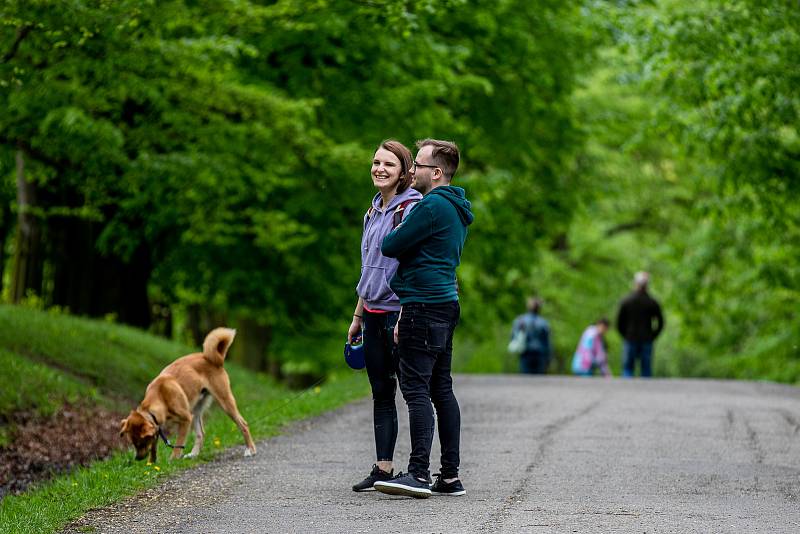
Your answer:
[67,376,800,533]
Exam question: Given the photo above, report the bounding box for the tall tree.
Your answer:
[1,0,597,373]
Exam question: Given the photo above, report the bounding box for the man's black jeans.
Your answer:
[363,309,400,462]
[397,301,461,480]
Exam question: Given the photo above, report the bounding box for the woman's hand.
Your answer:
[348,316,363,343]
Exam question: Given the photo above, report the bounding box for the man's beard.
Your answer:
[412,176,431,195]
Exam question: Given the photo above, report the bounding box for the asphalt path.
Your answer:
[66,376,800,533]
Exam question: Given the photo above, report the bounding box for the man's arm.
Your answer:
[616,302,627,338]
[381,202,433,258]
[653,301,665,338]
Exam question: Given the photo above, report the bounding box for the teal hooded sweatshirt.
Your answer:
[381,185,474,304]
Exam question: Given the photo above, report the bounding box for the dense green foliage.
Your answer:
[0,0,797,382]
[485,0,800,382]
[628,0,800,381]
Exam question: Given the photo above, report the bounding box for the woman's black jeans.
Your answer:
[397,301,461,480]
[363,309,400,462]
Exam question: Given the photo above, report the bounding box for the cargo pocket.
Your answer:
[427,322,450,352]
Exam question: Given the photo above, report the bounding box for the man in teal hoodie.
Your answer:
[373,139,474,499]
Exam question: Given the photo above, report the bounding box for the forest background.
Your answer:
[1,0,798,384]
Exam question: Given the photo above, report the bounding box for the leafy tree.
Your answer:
[0,0,613,376]
[630,0,800,378]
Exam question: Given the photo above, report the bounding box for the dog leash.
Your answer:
[148,411,185,449]
[246,375,328,428]
[147,377,327,447]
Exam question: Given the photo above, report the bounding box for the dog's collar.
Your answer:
[147,411,185,450]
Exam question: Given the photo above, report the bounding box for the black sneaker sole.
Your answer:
[431,489,466,496]
[374,481,432,499]
[352,486,377,492]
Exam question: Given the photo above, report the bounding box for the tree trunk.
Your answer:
[49,216,151,328]
[11,148,44,302]
[229,317,276,376]
[150,301,173,338]
[94,242,151,328]
[0,191,11,296]
[186,306,229,349]
[186,304,203,347]
[50,215,92,314]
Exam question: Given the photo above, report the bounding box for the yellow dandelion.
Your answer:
[314,386,321,394]
[213,437,221,447]
[72,482,78,487]
[146,461,152,466]
[153,465,161,471]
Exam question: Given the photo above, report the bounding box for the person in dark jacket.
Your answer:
[373,139,473,499]
[616,271,664,377]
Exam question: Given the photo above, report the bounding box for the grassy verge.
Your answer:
[0,348,101,419]
[0,371,369,534]
[0,305,194,404]
[0,304,370,533]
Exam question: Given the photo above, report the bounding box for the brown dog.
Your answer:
[119,327,257,461]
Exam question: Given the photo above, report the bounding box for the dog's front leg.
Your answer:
[171,417,192,460]
[149,439,158,463]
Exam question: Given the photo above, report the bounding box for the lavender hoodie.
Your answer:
[356,187,422,311]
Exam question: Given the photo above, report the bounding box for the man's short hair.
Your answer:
[416,139,460,180]
[596,317,610,327]
[526,297,542,314]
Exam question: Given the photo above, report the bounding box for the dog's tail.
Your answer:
[203,327,237,367]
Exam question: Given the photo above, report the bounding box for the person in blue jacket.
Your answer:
[511,297,551,374]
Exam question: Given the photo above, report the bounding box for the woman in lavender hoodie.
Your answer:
[348,140,422,492]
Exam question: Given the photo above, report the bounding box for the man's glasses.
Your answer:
[412,161,438,171]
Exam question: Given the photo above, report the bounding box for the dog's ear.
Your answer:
[119,417,129,437]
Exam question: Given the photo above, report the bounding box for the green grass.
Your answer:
[0,372,369,534]
[0,305,193,403]
[0,304,371,534]
[0,348,100,418]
